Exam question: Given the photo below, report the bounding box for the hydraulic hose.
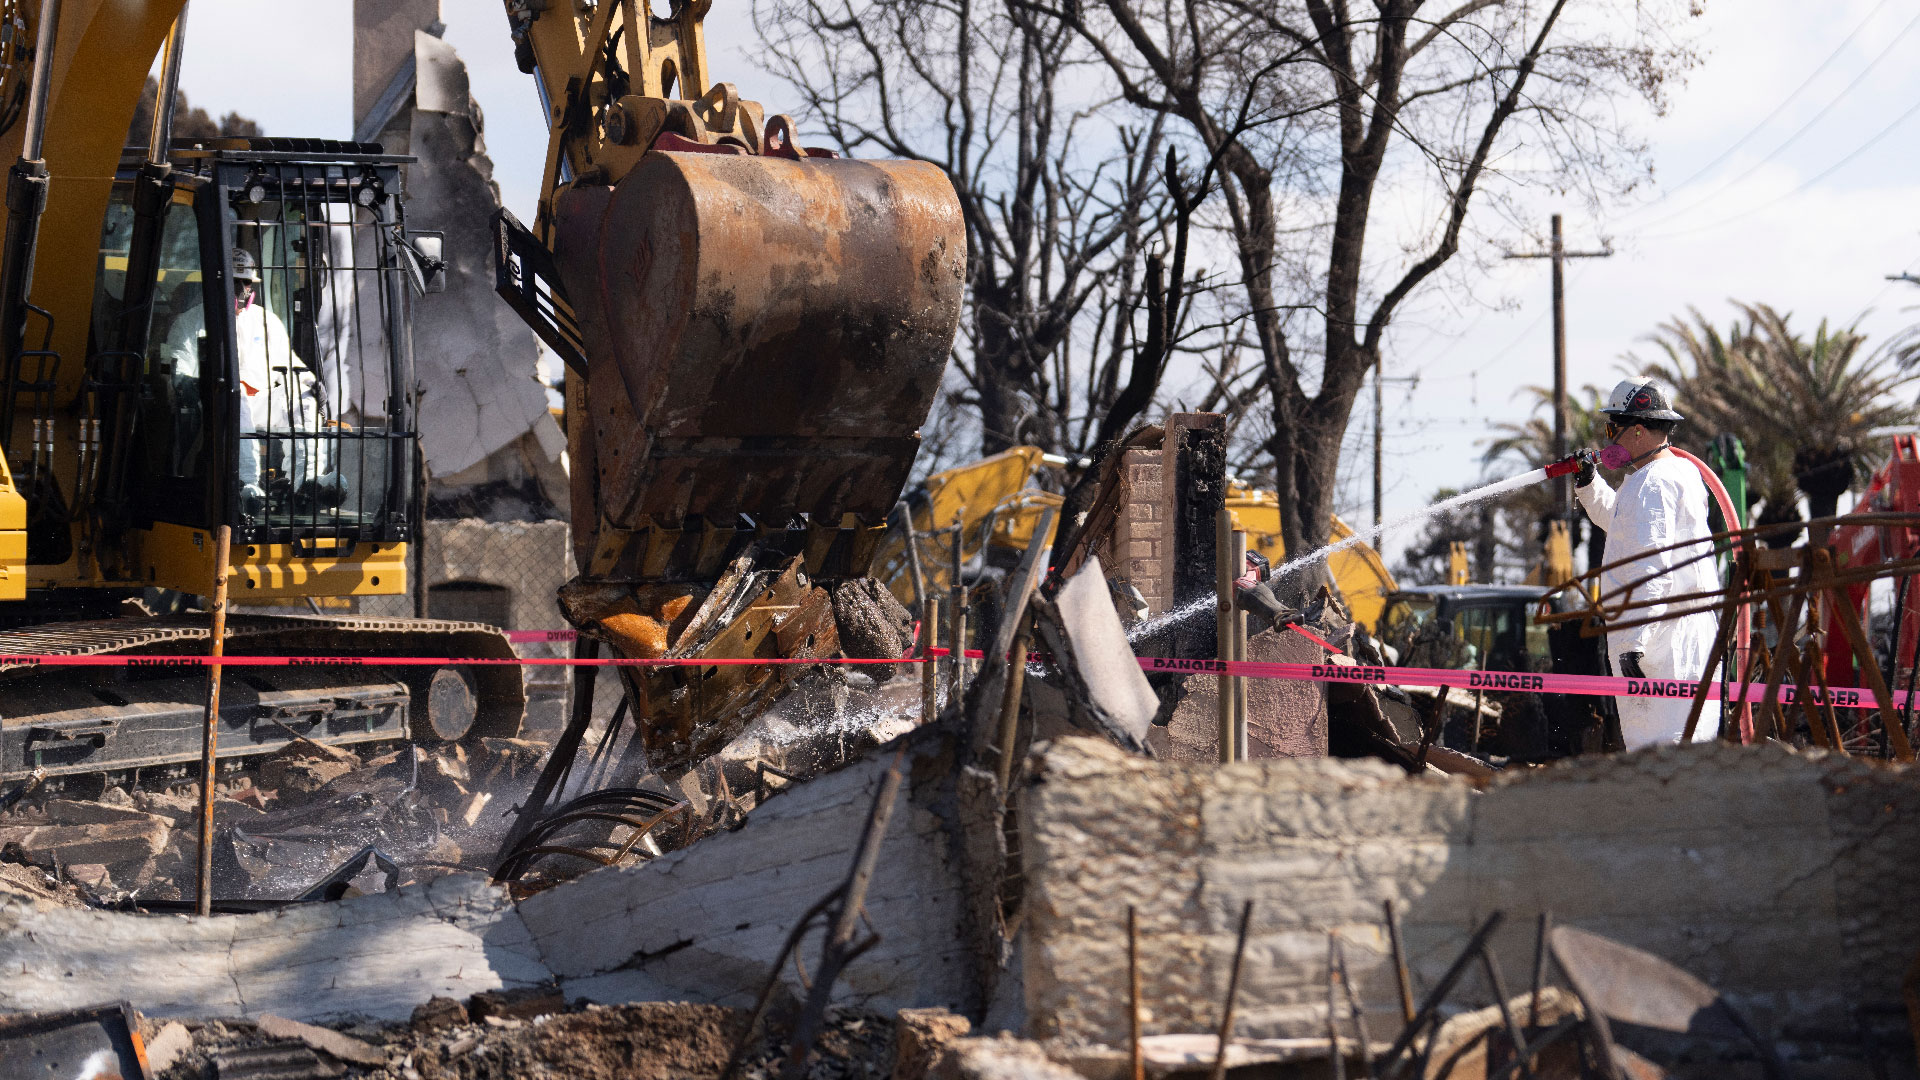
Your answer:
[1672,446,1754,742]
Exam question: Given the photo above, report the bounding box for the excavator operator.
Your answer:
[168,248,325,515]
[1573,375,1719,748]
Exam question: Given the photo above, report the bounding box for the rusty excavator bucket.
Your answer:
[534,148,961,774]
[552,149,962,580]
[490,2,965,782]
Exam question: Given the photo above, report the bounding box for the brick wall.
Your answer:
[1101,449,1168,615]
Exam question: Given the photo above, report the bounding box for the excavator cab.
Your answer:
[79,141,422,596]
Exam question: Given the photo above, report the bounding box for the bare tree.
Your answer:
[1031,0,1698,563]
[755,0,1193,463]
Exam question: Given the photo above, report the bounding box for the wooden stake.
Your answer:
[1209,900,1254,1080]
[1324,931,1348,1080]
[1216,506,1236,764]
[949,519,967,705]
[921,597,940,724]
[1231,530,1249,761]
[1384,898,1416,1026]
[1529,911,1553,1028]
[194,524,231,917]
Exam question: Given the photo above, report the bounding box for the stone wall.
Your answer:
[1150,627,1328,760]
[1019,736,1920,1046]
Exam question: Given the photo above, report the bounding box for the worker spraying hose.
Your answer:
[1559,376,1720,749]
[1216,376,1717,753]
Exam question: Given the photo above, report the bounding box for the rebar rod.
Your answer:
[1129,906,1143,1080]
[1209,901,1254,1080]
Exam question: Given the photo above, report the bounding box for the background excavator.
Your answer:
[0,0,533,793]
[875,446,1398,632]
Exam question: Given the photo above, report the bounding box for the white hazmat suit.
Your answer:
[1576,455,1721,748]
[164,297,323,494]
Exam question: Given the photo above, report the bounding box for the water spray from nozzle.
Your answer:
[1127,461,1574,642]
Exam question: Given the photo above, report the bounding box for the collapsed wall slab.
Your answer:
[0,729,975,1024]
[1018,736,1918,1046]
[519,726,974,1012]
[0,875,545,1021]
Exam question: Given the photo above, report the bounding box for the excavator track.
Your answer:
[0,615,526,785]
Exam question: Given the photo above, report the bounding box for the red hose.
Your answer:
[1671,447,1753,742]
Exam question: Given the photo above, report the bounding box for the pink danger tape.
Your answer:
[0,655,912,669]
[1137,655,1900,712]
[503,629,579,643]
[4,643,1882,711]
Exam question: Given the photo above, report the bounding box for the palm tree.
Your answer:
[1634,303,1920,542]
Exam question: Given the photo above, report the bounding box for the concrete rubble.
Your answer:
[4,420,1916,1079]
[1,711,1914,1077]
[0,0,1902,1065]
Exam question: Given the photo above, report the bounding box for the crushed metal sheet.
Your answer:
[0,1001,149,1080]
[1031,557,1157,752]
[211,1041,345,1079]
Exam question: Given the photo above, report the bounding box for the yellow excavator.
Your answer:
[874,447,1399,631]
[0,0,953,804]
[0,0,536,791]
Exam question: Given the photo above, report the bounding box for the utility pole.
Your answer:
[1374,357,1383,529]
[1505,213,1612,520]
[1371,359,1419,529]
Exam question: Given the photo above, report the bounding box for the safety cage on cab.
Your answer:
[93,142,422,548]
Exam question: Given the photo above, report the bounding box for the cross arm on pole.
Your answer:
[1503,248,1615,260]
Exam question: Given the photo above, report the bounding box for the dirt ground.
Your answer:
[153,1002,896,1080]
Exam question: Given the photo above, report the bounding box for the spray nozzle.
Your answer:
[1544,449,1596,479]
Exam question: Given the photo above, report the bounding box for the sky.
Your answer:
[170,0,1920,565]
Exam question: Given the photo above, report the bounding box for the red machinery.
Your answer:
[1824,435,1920,700]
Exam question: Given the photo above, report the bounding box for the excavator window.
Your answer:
[143,196,208,481]
[1380,595,1436,659]
[210,159,414,544]
[1454,604,1514,671]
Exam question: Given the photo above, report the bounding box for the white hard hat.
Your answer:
[1600,376,1684,422]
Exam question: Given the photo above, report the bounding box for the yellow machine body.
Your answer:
[134,525,407,600]
[877,449,1400,632]
[1223,484,1398,632]
[0,0,410,605]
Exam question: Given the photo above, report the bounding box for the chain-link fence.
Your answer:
[354,517,617,739]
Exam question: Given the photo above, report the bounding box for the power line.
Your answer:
[1617,0,1898,221]
[1628,5,1920,234]
[1643,92,1920,240]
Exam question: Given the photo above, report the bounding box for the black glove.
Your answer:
[1617,651,1646,679]
[1235,580,1289,626]
[1574,449,1596,489]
